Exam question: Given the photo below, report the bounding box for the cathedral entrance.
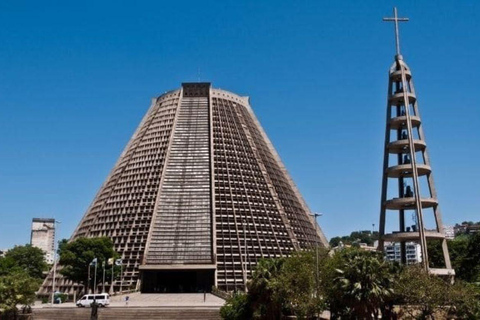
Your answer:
[141,269,215,293]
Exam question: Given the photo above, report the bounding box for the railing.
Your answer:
[210,286,232,300]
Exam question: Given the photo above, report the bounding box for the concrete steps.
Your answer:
[33,307,221,320]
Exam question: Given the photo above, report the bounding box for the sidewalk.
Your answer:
[32,293,225,309]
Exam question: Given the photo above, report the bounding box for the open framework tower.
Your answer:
[39,82,328,294]
[378,8,454,276]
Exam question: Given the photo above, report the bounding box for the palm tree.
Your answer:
[329,249,396,319]
[248,258,285,320]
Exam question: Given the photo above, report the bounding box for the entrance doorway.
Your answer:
[141,269,215,293]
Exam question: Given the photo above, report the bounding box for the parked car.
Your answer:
[76,293,110,307]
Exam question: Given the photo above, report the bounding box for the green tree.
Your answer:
[447,280,480,320]
[393,265,480,319]
[320,248,397,319]
[329,236,343,247]
[427,239,444,268]
[0,256,16,276]
[248,258,285,320]
[0,269,40,314]
[57,238,69,255]
[394,265,450,319]
[428,235,479,282]
[220,292,253,320]
[59,237,118,291]
[227,251,327,320]
[276,250,326,318]
[458,232,480,283]
[349,231,378,246]
[219,246,479,320]
[2,244,48,279]
[449,234,469,270]
[329,231,378,247]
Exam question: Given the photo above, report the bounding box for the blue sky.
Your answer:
[1,1,479,248]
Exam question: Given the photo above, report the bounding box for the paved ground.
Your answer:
[30,294,332,318]
[110,293,225,307]
[32,293,225,308]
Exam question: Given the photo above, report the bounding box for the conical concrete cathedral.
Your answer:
[40,83,328,294]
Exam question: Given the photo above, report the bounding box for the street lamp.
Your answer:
[51,220,61,305]
[310,212,323,293]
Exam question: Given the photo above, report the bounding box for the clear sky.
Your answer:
[1,1,479,248]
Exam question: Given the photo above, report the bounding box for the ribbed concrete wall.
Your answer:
[145,94,213,265]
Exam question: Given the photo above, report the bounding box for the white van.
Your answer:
[76,293,110,307]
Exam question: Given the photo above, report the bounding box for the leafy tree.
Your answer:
[229,251,327,320]
[218,245,480,320]
[248,258,285,320]
[448,235,469,272]
[427,239,444,268]
[0,268,40,314]
[57,238,69,255]
[350,231,379,246]
[321,248,397,319]
[220,292,253,320]
[275,250,327,318]
[458,232,480,283]
[393,265,480,319]
[0,256,17,276]
[447,281,480,320]
[428,235,478,282]
[0,245,46,317]
[329,236,342,247]
[59,237,118,291]
[430,233,480,281]
[2,244,48,279]
[329,230,378,247]
[394,265,450,319]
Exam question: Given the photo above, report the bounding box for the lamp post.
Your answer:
[88,263,91,293]
[310,212,323,292]
[94,261,98,294]
[88,258,99,294]
[110,258,114,294]
[51,220,61,305]
[102,261,106,293]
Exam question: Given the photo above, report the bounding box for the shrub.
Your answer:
[220,292,252,320]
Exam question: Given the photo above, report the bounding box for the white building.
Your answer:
[384,241,422,265]
[443,225,455,240]
[30,218,55,264]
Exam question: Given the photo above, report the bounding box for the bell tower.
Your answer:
[378,8,454,276]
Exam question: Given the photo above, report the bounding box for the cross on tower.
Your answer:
[383,7,409,57]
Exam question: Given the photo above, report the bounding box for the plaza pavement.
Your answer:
[31,293,225,309]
